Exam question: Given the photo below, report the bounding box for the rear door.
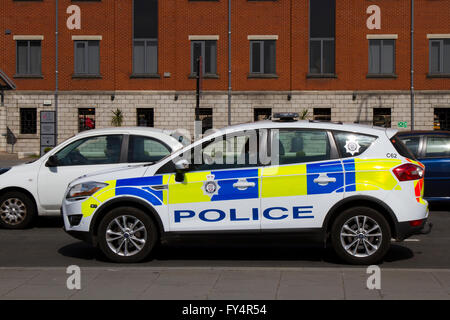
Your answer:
[261,128,344,230]
[420,134,450,199]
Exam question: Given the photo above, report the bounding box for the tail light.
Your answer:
[393,163,424,181]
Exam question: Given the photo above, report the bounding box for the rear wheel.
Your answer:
[331,207,391,265]
[0,191,36,229]
[98,206,158,263]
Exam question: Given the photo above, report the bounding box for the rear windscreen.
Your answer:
[391,134,416,160]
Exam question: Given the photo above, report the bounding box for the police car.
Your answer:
[62,114,430,264]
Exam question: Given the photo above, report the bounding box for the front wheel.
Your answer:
[331,207,391,265]
[98,207,158,263]
[0,192,36,229]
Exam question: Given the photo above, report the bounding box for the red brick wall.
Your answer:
[1,0,449,92]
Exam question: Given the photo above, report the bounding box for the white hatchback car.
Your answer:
[0,127,185,229]
[62,115,431,265]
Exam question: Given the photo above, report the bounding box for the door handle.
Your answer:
[313,174,336,186]
[233,179,255,190]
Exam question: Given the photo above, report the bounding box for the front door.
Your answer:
[37,134,125,211]
[168,131,262,232]
[261,129,344,230]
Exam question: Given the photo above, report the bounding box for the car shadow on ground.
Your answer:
[57,235,414,266]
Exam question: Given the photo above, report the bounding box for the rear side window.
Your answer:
[128,135,171,163]
[333,131,377,158]
[398,135,421,158]
[390,135,416,160]
[424,136,450,158]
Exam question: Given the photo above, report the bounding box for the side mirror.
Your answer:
[45,155,58,167]
[174,159,189,182]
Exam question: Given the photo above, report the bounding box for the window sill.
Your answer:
[14,74,43,79]
[130,74,161,79]
[72,74,102,79]
[306,73,337,79]
[188,74,220,79]
[18,134,38,139]
[427,73,450,78]
[247,73,279,79]
[366,74,398,79]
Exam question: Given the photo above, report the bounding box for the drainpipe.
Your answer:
[227,0,231,125]
[410,0,415,130]
[55,0,59,143]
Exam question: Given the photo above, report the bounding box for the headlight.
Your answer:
[66,182,108,201]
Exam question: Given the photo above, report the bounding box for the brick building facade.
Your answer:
[1,0,450,153]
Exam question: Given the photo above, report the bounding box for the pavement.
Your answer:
[0,154,449,300]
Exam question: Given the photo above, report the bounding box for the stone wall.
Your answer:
[1,90,448,154]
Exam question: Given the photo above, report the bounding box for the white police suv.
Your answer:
[0,127,185,229]
[62,114,431,264]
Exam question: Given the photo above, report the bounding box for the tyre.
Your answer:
[98,206,158,263]
[0,191,36,229]
[330,207,391,265]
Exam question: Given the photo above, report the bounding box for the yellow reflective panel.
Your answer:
[93,180,116,203]
[355,171,398,191]
[81,197,100,218]
[354,159,401,171]
[169,181,211,204]
[263,164,307,177]
[261,175,307,198]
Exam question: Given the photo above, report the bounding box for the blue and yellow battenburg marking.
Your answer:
[168,168,260,204]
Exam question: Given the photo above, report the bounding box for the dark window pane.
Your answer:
[20,108,37,134]
[133,40,145,74]
[199,108,213,134]
[134,0,158,39]
[264,41,276,74]
[137,108,154,127]
[373,108,391,128]
[78,108,95,132]
[444,40,450,73]
[254,108,272,121]
[17,41,28,74]
[205,41,216,74]
[313,108,331,121]
[251,42,261,73]
[430,41,441,73]
[310,0,335,38]
[434,108,450,131]
[29,41,41,75]
[75,42,86,74]
[323,40,335,74]
[309,40,321,73]
[398,136,421,158]
[381,40,394,74]
[369,40,381,74]
[87,41,99,74]
[146,40,158,73]
[128,135,170,163]
[192,42,202,74]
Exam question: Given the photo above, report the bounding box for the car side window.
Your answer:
[193,131,259,171]
[54,135,123,166]
[128,135,171,163]
[333,131,377,158]
[398,136,421,158]
[274,129,330,165]
[425,136,450,158]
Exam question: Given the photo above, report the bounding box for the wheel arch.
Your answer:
[89,196,166,242]
[0,186,38,214]
[323,195,399,240]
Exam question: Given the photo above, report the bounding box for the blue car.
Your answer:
[397,131,450,202]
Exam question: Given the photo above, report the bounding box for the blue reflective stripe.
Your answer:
[211,169,259,180]
[116,176,163,187]
[343,159,356,192]
[115,187,163,206]
[211,177,259,201]
[306,161,343,174]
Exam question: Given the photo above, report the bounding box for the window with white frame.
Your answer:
[249,40,276,75]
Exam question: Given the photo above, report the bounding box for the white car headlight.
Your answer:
[66,182,108,201]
